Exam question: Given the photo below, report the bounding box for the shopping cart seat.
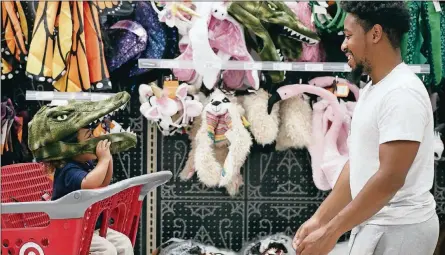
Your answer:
[1,163,172,255]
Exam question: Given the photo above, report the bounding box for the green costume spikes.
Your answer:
[28,92,137,161]
[228,1,320,84]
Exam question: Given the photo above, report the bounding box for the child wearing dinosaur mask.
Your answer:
[47,127,133,255]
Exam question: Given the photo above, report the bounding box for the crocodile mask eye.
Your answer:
[56,115,68,121]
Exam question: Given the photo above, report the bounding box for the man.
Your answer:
[293,2,439,255]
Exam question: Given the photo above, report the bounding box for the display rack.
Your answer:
[25,91,116,101]
[138,59,431,74]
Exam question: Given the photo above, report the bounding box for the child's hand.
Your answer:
[96,139,112,161]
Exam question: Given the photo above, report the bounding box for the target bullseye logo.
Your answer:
[19,242,44,255]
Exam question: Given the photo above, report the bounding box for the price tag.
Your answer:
[244,62,262,70]
[410,65,421,74]
[433,0,442,12]
[141,61,156,68]
[305,63,324,71]
[273,63,292,71]
[164,78,179,99]
[203,62,222,69]
[335,84,350,97]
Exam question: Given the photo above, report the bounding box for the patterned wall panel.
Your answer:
[435,161,445,224]
[157,130,331,252]
[111,84,147,255]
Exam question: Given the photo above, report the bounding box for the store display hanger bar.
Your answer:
[138,59,430,74]
[26,91,116,101]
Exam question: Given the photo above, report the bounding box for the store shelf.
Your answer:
[138,59,430,74]
[26,90,116,101]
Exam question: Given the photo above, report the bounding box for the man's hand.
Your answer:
[293,217,323,249]
[293,162,352,250]
[295,226,340,255]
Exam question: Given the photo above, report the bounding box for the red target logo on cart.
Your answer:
[19,242,45,255]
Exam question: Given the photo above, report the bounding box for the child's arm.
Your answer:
[81,140,112,189]
[100,157,113,187]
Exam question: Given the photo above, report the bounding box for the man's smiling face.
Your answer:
[341,13,372,79]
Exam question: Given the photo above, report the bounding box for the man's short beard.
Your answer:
[347,63,365,84]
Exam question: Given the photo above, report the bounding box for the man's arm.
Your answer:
[325,140,420,236]
[313,161,352,224]
[294,162,352,247]
[101,157,113,187]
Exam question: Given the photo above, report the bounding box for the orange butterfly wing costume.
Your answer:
[25,1,117,92]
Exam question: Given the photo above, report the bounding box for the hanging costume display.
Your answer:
[228,1,320,84]
[1,98,32,164]
[2,1,445,254]
[139,82,203,136]
[170,2,260,90]
[1,2,29,80]
[180,89,252,196]
[401,1,445,88]
[25,1,118,92]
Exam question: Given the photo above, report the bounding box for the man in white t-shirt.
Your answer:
[293,2,439,255]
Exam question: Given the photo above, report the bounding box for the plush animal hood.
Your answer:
[228,1,320,84]
[28,92,137,161]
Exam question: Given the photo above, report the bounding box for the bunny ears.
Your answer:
[151,1,200,35]
[139,82,203,135]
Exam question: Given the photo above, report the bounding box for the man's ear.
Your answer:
[371,24,383,43]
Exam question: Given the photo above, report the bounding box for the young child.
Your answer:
[48,127,134,255]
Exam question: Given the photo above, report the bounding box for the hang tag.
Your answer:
[317,1,329,8]
[313,5,328,15]
[433,0,442,12]
[163,76,179,99]
[335,84,350,97]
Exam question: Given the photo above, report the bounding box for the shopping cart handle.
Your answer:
[1,171,172,219]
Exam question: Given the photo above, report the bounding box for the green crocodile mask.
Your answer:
[28,91,137,161]
[228,1,320,84]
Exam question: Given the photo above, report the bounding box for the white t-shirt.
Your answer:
[349,62,436,225]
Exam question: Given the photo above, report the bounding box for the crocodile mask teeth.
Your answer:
[228,1,320,84]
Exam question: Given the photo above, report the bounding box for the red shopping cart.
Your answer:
[1,163,172,255]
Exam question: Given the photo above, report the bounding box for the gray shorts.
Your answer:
[348,214,439,255]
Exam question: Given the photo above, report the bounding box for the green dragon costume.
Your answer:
[228,1,320,84]
[28,92,137,161]
[401,1,444,89]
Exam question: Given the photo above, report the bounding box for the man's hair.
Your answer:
[340,1,410,48]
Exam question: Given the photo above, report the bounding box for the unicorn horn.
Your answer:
[150,83,163,98]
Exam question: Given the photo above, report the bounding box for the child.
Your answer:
[48,127,134,255]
